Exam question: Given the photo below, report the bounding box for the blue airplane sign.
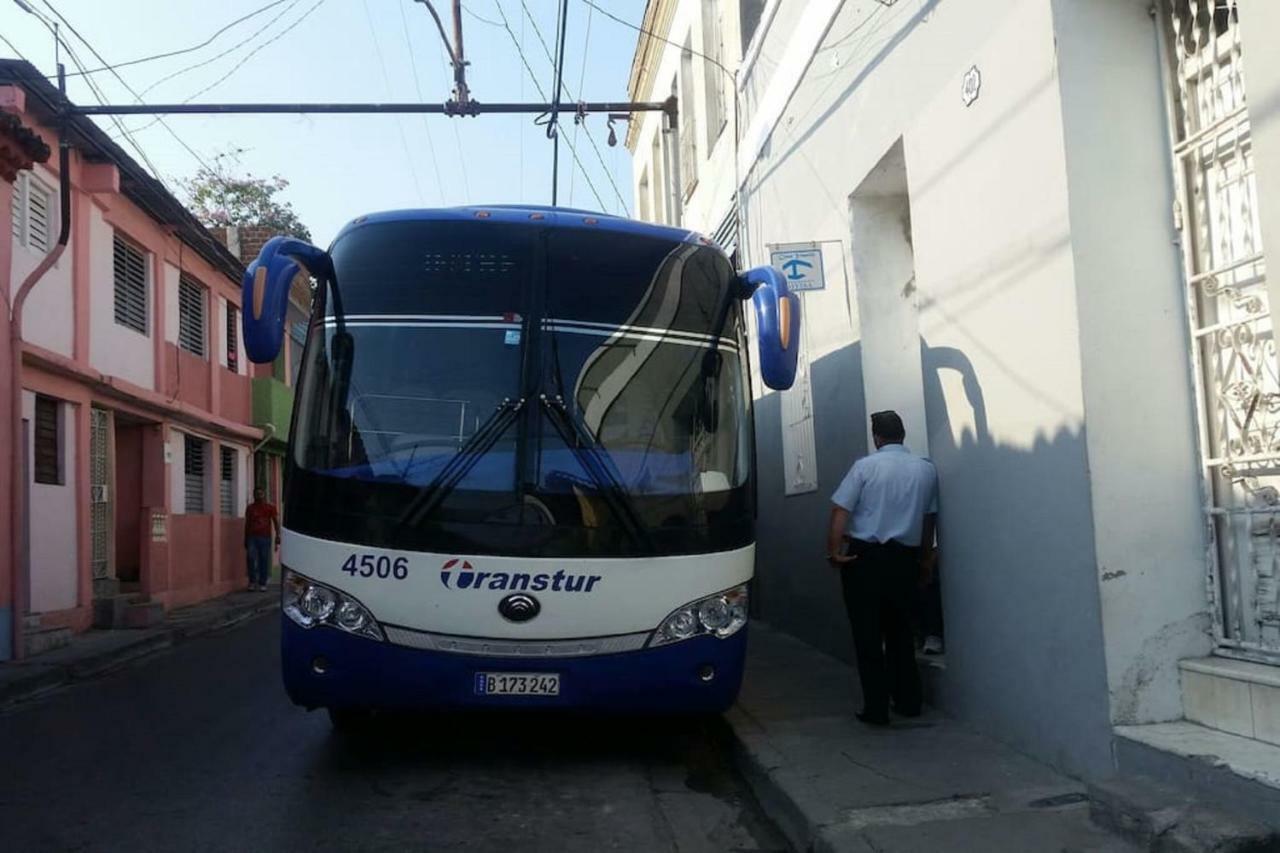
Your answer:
[769,244,825,292]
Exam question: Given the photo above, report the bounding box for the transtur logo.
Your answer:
[439,558,601,593]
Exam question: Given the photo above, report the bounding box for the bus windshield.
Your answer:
[286,219,753,558]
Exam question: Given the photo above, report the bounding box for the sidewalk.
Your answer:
[728,623,1136,853]
[0,587,278,710]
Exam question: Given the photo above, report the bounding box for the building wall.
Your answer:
[88,203,153,390]
[22,390,78,613]
[9,163,72,357]
[736,0,1120,777]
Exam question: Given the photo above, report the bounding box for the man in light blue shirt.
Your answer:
[827,410,938,726]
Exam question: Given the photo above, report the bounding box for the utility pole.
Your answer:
[450,0,469,108]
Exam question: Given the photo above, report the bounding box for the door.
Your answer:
[89,408,113,588]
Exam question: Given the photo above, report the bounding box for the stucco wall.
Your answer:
[23,390,78,613]
[738,0,1116,777]
[88,205,154,389]
[10,163,72,357]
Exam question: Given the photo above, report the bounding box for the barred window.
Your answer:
[178,276,206,357]
[113,234,148,334]
[183,434,208,514]
[33,395,62,485]
[219,446,236,516]
[226,303,239,371]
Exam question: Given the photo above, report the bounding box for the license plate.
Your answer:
[474,672,561,696]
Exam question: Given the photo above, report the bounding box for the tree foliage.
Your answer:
[181,149,311,242]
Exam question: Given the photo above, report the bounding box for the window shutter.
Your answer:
[184,434,207,513]
[113,235,148,334]
[178,276,206,357]
[33,395,61,485]
[27,181,50,252]
[219,446,236,516]
[11,175,23,242]
[226,304,239,371]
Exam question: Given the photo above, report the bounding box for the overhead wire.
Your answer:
[430,36,471,201]
[59,0,292,78]
[546,0,569,204]
[361,0,426,205]
[112,0,326,138]
[517,0,627,215]
[567,0,592,206]
[491,0,607,212]
[397,0,447,204]
[35,0,216,175]
[578,0,732,79]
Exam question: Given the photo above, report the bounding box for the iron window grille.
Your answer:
[220,446,236,516]
[226,303,239,371]
[113,234,148,334]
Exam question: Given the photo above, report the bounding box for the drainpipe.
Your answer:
[8,64,71,660]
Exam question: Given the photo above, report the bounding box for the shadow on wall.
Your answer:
[752,336,1114,777]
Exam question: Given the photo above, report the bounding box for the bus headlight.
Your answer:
[650,585,748,647]
[283,569,384,642]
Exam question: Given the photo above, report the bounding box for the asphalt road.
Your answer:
[0,614,787,853]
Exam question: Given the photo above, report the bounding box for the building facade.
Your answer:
[0,60,302,659]
[628,0,1280,800]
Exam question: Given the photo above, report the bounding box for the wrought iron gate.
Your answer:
[1163,1,1277,663]
[89,408,110,580]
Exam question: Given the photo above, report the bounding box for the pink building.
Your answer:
[0,60,298,659]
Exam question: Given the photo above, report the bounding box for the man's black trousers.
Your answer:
[839,540,922,719]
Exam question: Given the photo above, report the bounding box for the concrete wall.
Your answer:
[88,205,154,390]
[737,0,1118,777]
[22,390,78,613]
[1049,0,1212,726]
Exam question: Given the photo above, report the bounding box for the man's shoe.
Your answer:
[855,711,890,726]
[923,636,944,655]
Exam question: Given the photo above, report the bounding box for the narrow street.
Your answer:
[0,616,787,853]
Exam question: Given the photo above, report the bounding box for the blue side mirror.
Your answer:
[742,265,800,390]
[242,236,331,364]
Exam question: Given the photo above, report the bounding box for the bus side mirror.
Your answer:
[242,236,330,364]
[742,265,800,391]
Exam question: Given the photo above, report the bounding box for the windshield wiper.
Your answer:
[398,397,524,528]
[540,394,654,553]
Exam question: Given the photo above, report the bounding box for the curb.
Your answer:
[0,596,277,711]
[725,706,820,852]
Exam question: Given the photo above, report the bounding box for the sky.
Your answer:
[0,0,646,245]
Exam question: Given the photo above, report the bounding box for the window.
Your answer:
[113,234,148,334]
[701,0,726,147]
[226,303,239,371]
[679,47,698,196]
[183,434,208,514]
[220,446,236,516]
[638,168,652,222]
[650,133,665,224]
[33,395,62,485]
[178,276,206,357]
[11,173,53,253]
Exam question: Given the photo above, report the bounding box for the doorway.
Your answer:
[113,414,148,586]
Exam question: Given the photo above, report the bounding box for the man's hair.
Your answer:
[871,410,906,443]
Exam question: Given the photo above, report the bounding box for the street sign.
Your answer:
[769,244,825,292]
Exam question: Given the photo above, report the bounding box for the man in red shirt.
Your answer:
[244,488,280,591]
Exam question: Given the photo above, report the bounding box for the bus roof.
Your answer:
[332,205,715,251]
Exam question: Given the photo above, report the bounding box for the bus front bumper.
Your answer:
[281,618,747,714]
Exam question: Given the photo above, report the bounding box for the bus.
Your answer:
[240,206,799,726]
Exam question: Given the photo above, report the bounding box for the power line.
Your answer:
[430,26,471,200]
[518,0,627,214]
[116,0,326,138]
[547,0,569,204]
[0,31,31,62]
[60,0,292,78]
[578,0,732,79]
[461,3,502,28]
[35,0,215,174]
[361,0,425,205]
[491,0,607,212]
[568,0,592,206]
[397,0,446,204]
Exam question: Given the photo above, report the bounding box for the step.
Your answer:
[1180,656,1280,746]
[1114,721,1280,831]
[1089,773,1278,851]
[121,600,165,629]
[23,625,72,657]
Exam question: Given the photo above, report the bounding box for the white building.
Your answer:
[628,0,1280,812]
